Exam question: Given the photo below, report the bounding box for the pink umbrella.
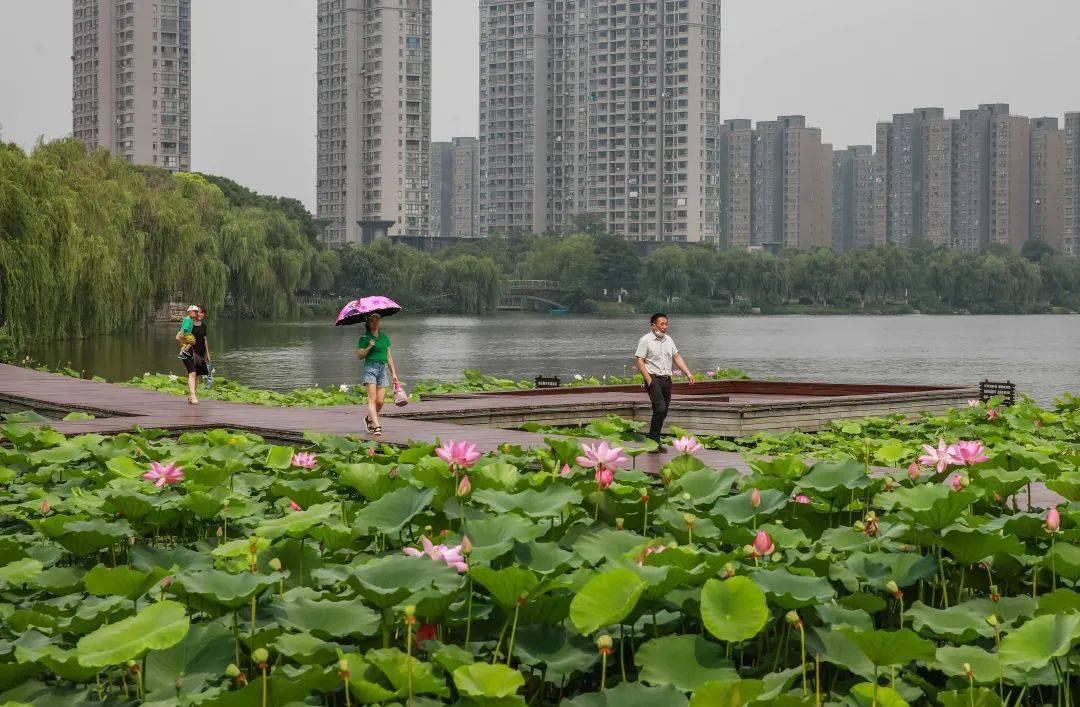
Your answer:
[333,296,402,326]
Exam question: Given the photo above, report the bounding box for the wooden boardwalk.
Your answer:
[0,364,1061,507]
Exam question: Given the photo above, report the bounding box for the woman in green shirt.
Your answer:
[357,313,399,435]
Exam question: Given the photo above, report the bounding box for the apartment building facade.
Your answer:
[72,0,191,171]
[430,142,453,238]
[429,138,480,239]
[317,0,432,246]
[718,119,752,248]
[1066,113,1080,256]
[1029,118,1065,251]
[988,114,1030,250]
[478,0,722,243]
[832,146,876,252]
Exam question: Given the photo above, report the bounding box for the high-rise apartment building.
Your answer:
[921,115,955,247]
[832,146,876,252]
[429,138,480,239]
[951,104,1009,252]
[718,119,752,248]
[1029,118,1066,251]
[988,114,1030,250]
[478,1,722,243]
[1066,113,1080,256]
[875,108,945,245]
[72,0,191,171]
[317,0,432,246]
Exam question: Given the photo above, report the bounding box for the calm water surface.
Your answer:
[28,314,1080,404]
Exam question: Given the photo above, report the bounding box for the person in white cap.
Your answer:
[175,304,201,360]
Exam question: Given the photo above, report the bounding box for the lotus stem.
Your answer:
[800,626,808,697]
[464,575,474,646]
[619,625,627,682]
[491,616,510,664]
[599,650,607,692]
[250,595,257,646]
[815,652,821,706]
[1050,534,1056,592]
[506,599,523,666]
[261,665,268,707]
[406,620,414,707]
[96,672,104,701]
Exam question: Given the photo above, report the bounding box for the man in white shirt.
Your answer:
[634,313,695,452]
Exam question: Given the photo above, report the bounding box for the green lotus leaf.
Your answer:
[338,462,396,500]
[130,544,212,573]
[453,662,524,699]
[263,445,295,470]
[145,621,234,693]
[511,540,579,575]
[570,568,647,635]
[272,632,338,665]
[173,569,277,609]
[572,527,648,566]
[471,565,539,609]
[635,634,737,691]
[1045,471,1080,501]
[83,563,164,600]
[105,456,145,479]
[689,679,764,707]
[998,613,1080,671]
[350,554,463,609]
[848,682,910,707]
[933,645,1001,685]
[905,601,995,641]
[31,566,85,594]
[842,551,936,590]
[0,558,44,588]
[562,681,689,707]
[472,486,583,518]
[751,568,835,609]
[797,460,873,497]
[462,513,542,563]
[76,600,189,668]
[936,688,1004,707]
[888,486,976,531]
[341,652,397,704]
[840,628,936,668]
[255,502,337,539]
[700,576,768,643]
[815,602,873,631]
[29,442,89,466]
[353,486,433,535]
[56,519,133,555]
[268,596,380,638]
[873,440,909,465]
[202,663,340,706]
[431,642,476,675]
[939,528,1026,564]
[670,467,741,507]
[513,626,597,684]
[1046,540,1080,581]
[1036,588,1080,615]
[474,461,523,492]
[971,467,1040,501]
[268,478,332,508]
[711,488,788,524]
[364,647,450,697]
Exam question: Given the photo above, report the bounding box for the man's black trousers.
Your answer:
[647,375,672,440]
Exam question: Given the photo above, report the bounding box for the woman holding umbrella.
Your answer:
[337,296,403,436]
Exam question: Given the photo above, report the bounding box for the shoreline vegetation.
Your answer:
[3,140,1079,355]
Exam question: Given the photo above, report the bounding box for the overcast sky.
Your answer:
[2,1,1079,210]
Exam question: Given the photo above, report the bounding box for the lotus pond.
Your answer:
[0,405,1078,706]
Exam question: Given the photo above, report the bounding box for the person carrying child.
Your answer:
[176,304,199,359]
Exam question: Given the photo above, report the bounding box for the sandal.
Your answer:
[371,425,382,436]
[364,415,373,433]
[188,395,199,405]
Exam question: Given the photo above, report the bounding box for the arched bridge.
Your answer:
[499,280,570,312]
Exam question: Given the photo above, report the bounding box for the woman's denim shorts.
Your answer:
[362,361,391,388]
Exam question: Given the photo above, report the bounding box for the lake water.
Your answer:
[27,313,1080,404]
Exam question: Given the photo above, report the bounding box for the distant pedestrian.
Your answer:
[356,313,399,436]
[634,313,695,451]
[178,306,211,405]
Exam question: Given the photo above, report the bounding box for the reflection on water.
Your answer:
[27,313,1080,403]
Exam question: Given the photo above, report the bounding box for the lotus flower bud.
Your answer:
[160,576,172,589]
[722,562,735,579]
[615,517,625,530]
[963,662,973,680]
[750,488,761,509]
[989,585,1000,602]
[268,558,282,572]
[743,544,755,557]
[885,580,901,599]
[641,492,649,504]
[985,614,998,627]
[226,664,241,678]
[216,526,223,537]
[785,610,803,630]
[248,536,259,553]
[596,634,613,654]
[127,660,139,673]
[683,512,696,528]
[661,469,673,486]
[854,520,865,532]
[456,474,472,497]
[338,658,350,678]
[39,499,50,514]
[404,605,417,624]
[1046,507,1061,533]
[883,478,895,492]
[460,536,473,555]
[251,648,269,665]
[907,463,920,481]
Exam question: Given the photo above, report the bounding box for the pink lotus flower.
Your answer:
[594,467,615,490]
[986,408,998,420]
[950,440,989,466]
[752,531,775,557]
[560,463,572,477]
[967,400,980,408]
[367,447,376,458]
[794,494,810,505]
[1046,507,1061,533]
[636,544,667,566]
[706,370,715,377]
[456,474,471,497]
[288,499,302,512]
[404,536,468,573]
[949,474,967,492]
[907,463,921,481]
[673,436,703,455]
[142,461,184,488]
[919,439,960,474]
[750,488,762,509]
[39,499,51,514]
[291,452,317,469]
[575,441,628,473]
[436,440,482,470]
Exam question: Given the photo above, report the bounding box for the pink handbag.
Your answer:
[393,381,409,407]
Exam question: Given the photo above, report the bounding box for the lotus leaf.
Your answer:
[711,488,787,524]
[936,688,1005,707]
[255,501,337,539]
[905,601,995,641]
[700,576,768,642]
[932,645,1001,685]
[453,662,524,699]
[840,628,936,668]
[1046,539,1080,581]
[145,621,234,692]
[848,682,910,707]
[513,626,597,684]
[939,527,1026,564]
[569,568,647,635]
[462,513,542,562]
[263,445,295,469]
[350,554,462,609]
[174,569,277,609]
[76,600,189,667]
[998,613,1080,671]
[797,460,873,496]
[751,568,835,609]
[562,681,689,707]
[572,527,648,565]
[268,595,380,638]
[635,634,737,690]
[0,559,43,588]
[472,486,583,518]
[1036,588,1080,615]
[83,563,163,600]
[471,566,539,609]
[689,679,764,707]
[671,467,741,506]
[338,462,397,500]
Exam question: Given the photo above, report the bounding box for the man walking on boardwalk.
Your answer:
[634,313,695,452]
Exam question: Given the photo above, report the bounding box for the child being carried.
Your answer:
[176,305,199,359]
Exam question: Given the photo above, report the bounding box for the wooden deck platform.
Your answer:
[0,364,1060,508]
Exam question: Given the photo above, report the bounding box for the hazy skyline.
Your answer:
[3,1,1078,211]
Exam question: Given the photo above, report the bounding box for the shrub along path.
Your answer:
[0,363,1060,507]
